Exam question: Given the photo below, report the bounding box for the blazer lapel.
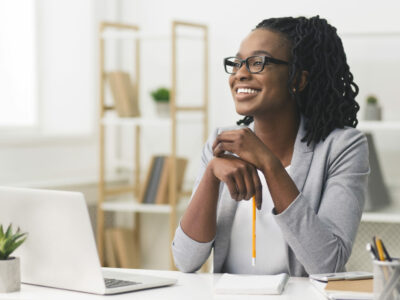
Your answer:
[289,116,315,192]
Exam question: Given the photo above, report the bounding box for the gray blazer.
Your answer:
[172,116,369,276]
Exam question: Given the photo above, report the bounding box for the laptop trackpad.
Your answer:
[102,269,177,289]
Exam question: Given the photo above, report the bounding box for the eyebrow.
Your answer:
[236,50,273,57]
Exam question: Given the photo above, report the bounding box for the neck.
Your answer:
[253,110,300,167]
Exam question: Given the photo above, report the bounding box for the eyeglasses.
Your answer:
[223,55,289,74]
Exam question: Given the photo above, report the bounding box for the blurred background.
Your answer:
[1,0,400,272]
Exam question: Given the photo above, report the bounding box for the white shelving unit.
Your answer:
[357,121,400,223]
[96,21,208,269]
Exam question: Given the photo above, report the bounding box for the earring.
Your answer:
[292,88,296,93]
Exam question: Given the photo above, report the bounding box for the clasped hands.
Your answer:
[210,128,274,210]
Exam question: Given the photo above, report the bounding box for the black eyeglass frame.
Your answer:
[223,55,289,74]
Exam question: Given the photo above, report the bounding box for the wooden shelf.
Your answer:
[102,202,172,213]
[102,117,171,127]
[358,121,400,131]
[101,114,203,127]
[101,31,204,41]
[101,200,188,214]
[362,203,400,223]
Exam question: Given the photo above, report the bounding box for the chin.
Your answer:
[234,104,254,117]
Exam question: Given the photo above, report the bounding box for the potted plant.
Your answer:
[0,224,27,293]
[364,94,382,121]
[150,87,170,117]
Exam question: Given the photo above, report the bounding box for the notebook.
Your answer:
[310,271,373,281]
[0,186,177,295]
[214,273,289,295]
[310,277,373,300]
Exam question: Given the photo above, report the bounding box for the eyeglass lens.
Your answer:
[225,56,265,74]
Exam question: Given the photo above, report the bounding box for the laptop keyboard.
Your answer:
[104,278,142,289]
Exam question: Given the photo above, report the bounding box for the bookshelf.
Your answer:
[96,21,208,269]
[357,121,400,221]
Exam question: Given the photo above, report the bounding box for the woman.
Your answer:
[172,16,369,276]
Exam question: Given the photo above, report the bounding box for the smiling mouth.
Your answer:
[236,88,260,94]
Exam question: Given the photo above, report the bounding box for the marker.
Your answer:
[366,243,378,260]
[381,239,392,262]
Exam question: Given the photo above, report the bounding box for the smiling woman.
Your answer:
[172,16,369,276]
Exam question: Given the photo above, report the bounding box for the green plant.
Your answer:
[150,87,170,102]
[366,95,378,105]
[0,224,27,260]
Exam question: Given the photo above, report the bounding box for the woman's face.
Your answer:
[229,29,294,118]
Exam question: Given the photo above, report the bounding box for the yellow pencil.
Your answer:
[252,195,256,266]
[375,237,385,261]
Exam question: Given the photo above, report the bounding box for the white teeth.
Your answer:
[237,88,259,94]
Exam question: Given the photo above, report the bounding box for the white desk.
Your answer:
[0,268,325,300]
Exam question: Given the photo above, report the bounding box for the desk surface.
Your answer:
[0,268,325,300]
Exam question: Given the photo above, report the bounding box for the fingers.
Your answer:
[224,175,240,201]
[212,155,262,204]
[252,170,263,210]
[212,129,252,155]
[211,131,237,151]
[225,172,246,201]
[226,162,261,203]
[233,171,246,201]
[242,164,256,200]
[213,141,234,157]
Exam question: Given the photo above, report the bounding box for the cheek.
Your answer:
[263,73,289,94]
[228,76,234,89]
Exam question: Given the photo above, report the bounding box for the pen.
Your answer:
[366,243,378,260]
[252,195,256,266]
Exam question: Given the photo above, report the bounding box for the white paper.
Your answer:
[309,271,373,282]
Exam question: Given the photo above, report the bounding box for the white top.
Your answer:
[224,167,290,274]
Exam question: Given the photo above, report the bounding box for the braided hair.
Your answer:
[236,16,359,145]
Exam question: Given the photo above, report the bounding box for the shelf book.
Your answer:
[140,155,188,205]
[104,227,137,268]
[107,71,140,117]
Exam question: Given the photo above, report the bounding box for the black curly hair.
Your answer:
[236,16,359,145]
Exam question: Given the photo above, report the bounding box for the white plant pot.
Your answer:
[155,102,170,117]
[0,257,21,293]
[364,104,382,121]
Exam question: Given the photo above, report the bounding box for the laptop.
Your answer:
[0,186,177,294]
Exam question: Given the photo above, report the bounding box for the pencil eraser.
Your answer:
[252,258,256,266]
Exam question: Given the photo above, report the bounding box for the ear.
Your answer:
[297,70,309,92]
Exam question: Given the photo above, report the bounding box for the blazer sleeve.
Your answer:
[171,128,220,273]
[274,128,370,275]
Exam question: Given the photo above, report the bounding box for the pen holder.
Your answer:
[373,259,400,300]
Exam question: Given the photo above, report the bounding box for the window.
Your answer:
[0,1,37,129]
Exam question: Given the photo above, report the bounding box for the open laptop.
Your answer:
[0,186,177,294]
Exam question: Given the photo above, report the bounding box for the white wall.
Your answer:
[0,0,98,188]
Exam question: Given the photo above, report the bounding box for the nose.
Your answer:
[234,62,251,81]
